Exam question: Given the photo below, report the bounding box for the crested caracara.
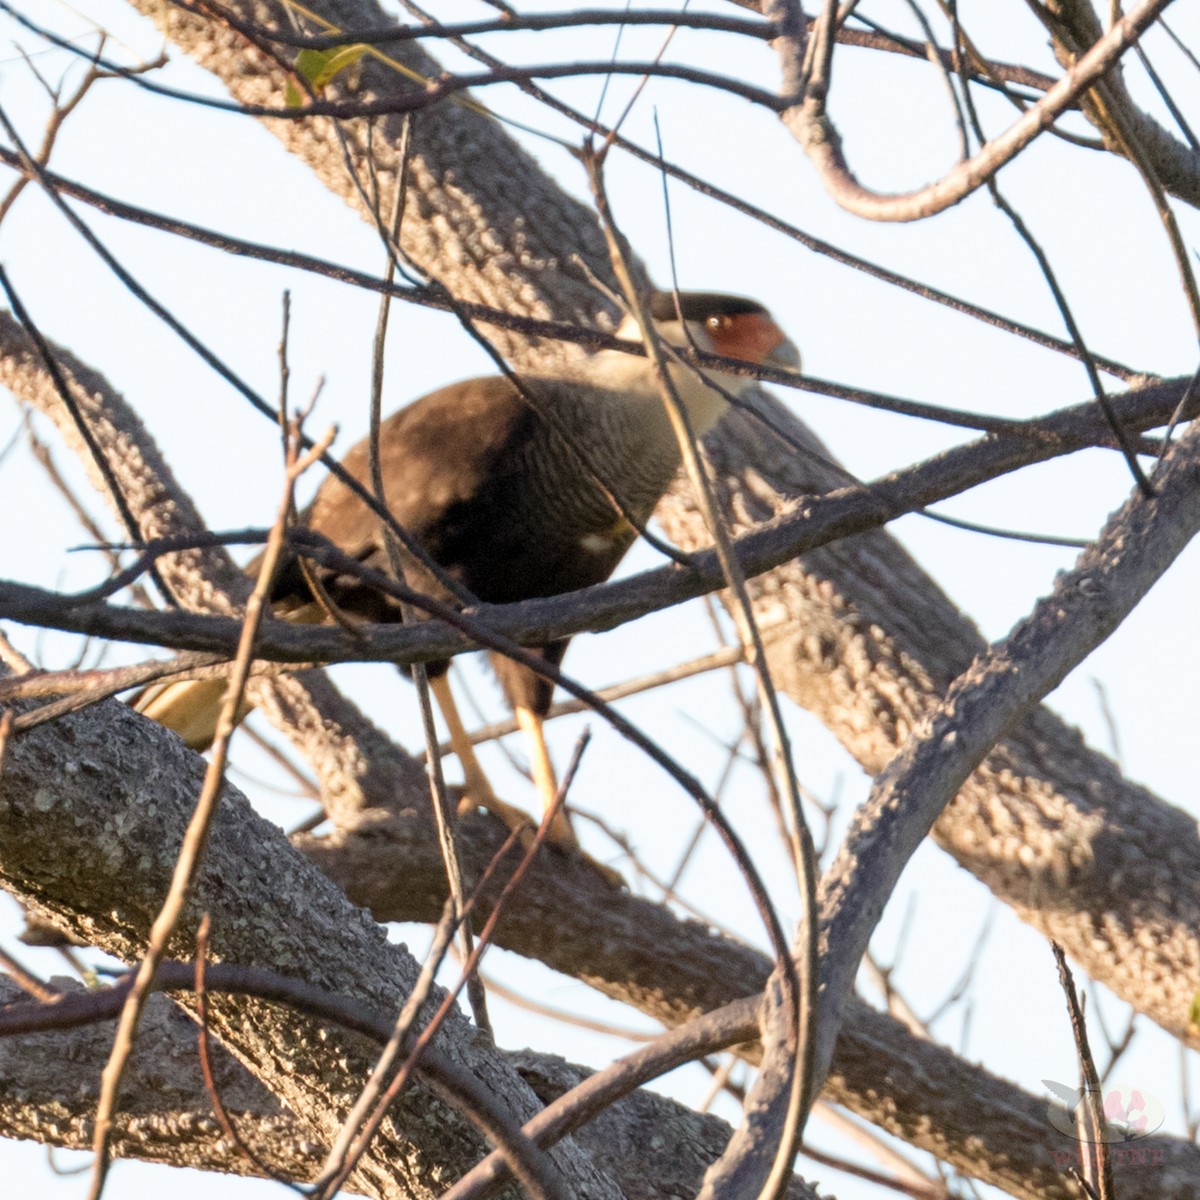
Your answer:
[136,291,799,858]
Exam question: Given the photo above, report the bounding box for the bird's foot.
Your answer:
[540,814,626,890]
[456,791,625,888]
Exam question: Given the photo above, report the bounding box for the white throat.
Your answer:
[588,314,749,438]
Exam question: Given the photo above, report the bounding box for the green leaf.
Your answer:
[285,44,368,108]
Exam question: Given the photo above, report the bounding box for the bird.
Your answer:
[136,290,800,860]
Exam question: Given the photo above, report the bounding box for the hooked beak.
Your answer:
[764,335,801,374]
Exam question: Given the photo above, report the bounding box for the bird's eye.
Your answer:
[706,315,728,331]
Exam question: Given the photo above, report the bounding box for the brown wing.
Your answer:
[271,371,669,621]
[313,377,532,556]
[269,376,534,618]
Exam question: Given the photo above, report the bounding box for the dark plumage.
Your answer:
[136,291,799,854]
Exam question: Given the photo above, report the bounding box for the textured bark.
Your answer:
[113,0,1200,1055]
[825,1002,1198,1199]
[656,394,1200,1048]
[0,308,429,827]
[0,978,827,1200]
[512,1054,823,1200]
[301,809,1200,1199]
[6,959,1197,1200]
[3,0,1199,1195]
[126,0,626,367]
[0,979,320,1182]
[0,704,623,1200]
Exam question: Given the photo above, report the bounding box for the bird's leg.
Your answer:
[433,674,623,887]
[430,673,538,835]
[133,677,251,751]
[514,704,578,848]
[516,703,625,888]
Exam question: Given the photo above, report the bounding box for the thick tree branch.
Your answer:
[764,0,1175,222]
[5,1,1200,1194]
[128,0,626,367]
[0,703,624,1200]
[1,371,1192,675]
[815,420,1200,1081]
[0,976,829,1200]
[659,389,1200,1053]
[298,801,1200,1198]
[1036,0,1200,207]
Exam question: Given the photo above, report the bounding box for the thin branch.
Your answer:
[200,6,778,48]
[316,745,593,1200]
[0,145,1148,384]
[444,645,743,752]
[812,417,1200,1089]
[0,266,174,605]
[360,122,489,1035]
[586,145,816,1195]
[442,992,767,1200]
[85,420,334,1196]
[766,0,1174,222]
[0,960,570,1194]
[949,14,1152,494]
[5,29,786,120]
[3,372,1192,674]
[193,916,303,1188]
[1051,945,1115,1200]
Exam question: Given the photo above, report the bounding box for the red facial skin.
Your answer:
[704,311,791,365]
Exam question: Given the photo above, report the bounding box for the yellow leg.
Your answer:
[515,704,577,848]
[431,674,494,802]
[430,674,537,836]
[431,674,621,886]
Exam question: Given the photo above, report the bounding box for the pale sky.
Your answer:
[3,0,1200,1195]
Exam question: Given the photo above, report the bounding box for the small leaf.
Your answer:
[286,44,368,106]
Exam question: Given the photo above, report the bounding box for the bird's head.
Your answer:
[614,290,801,379]
[603,291,799,436]
[632,291,801,380]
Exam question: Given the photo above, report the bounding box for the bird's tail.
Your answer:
[132,678,251,751]
[131,593,321,750]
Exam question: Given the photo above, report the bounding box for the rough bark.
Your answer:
[127,0,627,366]
[0,978,827,1200]
[0,978,319,1182]
[2,0,1198,1196]
[0,703,624,1200]
[300,805,1200,1198]
[108,0,1200,1060]
[657,394,1200,1047]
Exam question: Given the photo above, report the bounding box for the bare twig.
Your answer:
[584,145,817,1198]
[1051,945,1115,1200]
[85,419,334,1196]
[193,915,302,1187]
[4,368,1196,682]
[766,0,1173,222]
[812,418,1200,1090]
